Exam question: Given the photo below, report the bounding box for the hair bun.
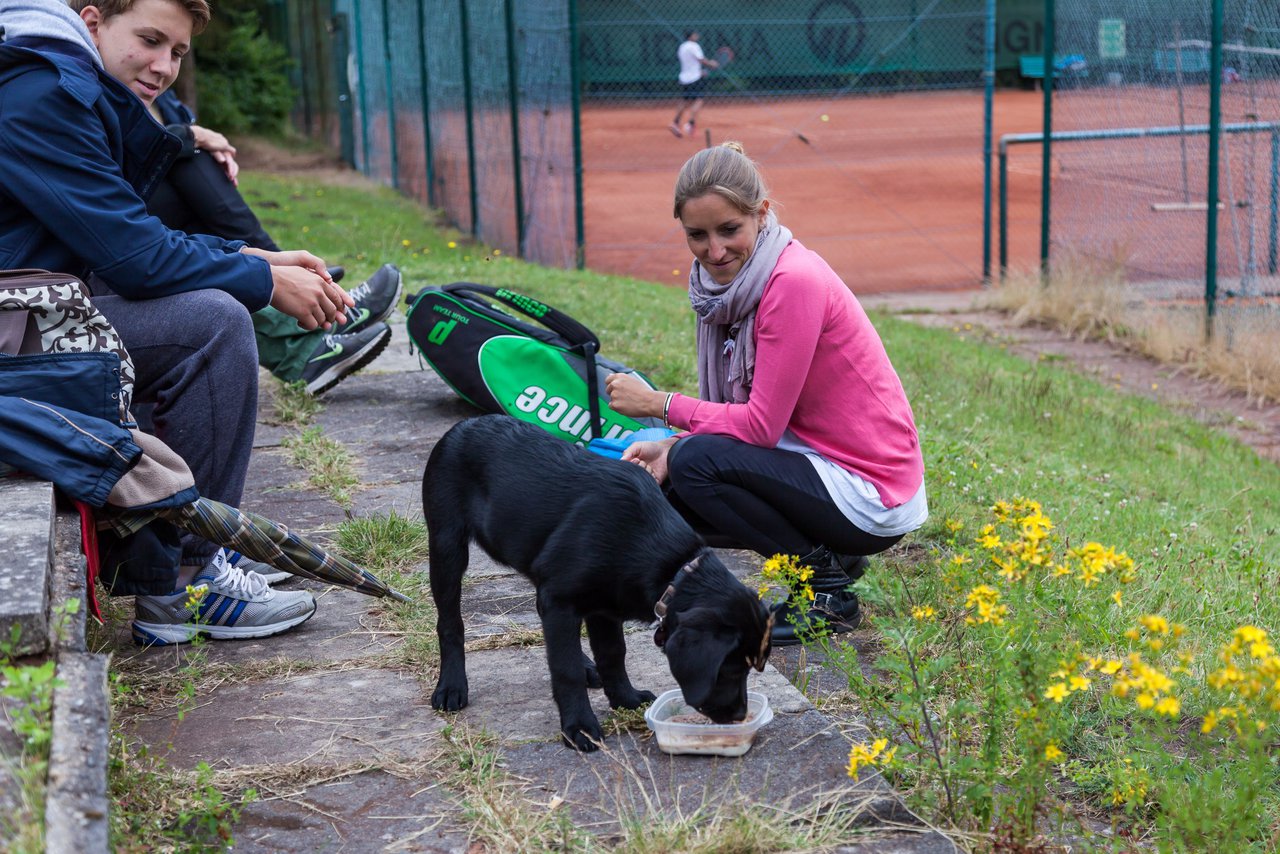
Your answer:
[721,141,746,155]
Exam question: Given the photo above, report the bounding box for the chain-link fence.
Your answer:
[276,0,996,292]
[1002,0,1280,308]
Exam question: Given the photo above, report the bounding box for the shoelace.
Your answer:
[207,552,270,598]
[347,279,375,303]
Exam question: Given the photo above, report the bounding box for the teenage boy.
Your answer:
[0,0,344,643]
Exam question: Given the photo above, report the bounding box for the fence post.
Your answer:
[1039,0,1054,280]
[1270,129,1278,276]
[350,0,371,175]
[1205,0,1223,340]
[981,0,995,283]
[380,0,398,189]
[330,7,356,168]
[999,145,1009,277]
[459,0,478,237]
[415,0,435,207]
[504,0,526,256]
[568,0,585,270]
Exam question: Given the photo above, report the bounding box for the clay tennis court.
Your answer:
[579,84,1279,294]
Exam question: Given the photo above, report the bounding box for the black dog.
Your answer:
[423,414,774,751]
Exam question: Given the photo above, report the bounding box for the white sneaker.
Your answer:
[132,551,316,645]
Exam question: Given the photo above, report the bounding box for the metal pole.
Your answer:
[568,0,586,270]
[416,0,436,207]
[1039,0,1054,279]
[351,0,371,175]
[380,0,398,189]
[981,0,995,283]
[459,0,479,237]
[999,147,1009,276]
[1269,130,1277,275]
[1205,0,1223,340]
[504,0,526,256]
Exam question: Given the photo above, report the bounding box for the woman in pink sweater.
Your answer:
[606,142,927,645]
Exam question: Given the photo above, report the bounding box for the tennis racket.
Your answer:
[713,46,734,69]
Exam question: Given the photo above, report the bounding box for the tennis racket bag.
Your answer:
[406,282,664,446]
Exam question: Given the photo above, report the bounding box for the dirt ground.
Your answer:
[240,143,1279,466]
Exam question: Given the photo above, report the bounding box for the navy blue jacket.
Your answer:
[0,37,273,309]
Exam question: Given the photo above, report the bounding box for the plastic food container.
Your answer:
[644,689,772,757]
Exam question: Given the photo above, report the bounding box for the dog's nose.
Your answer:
[700,703,748,724]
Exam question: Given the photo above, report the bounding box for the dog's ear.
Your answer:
[749,606,778,672]
[664,614,738,709]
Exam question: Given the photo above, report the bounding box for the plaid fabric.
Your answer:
[104,497,408,602]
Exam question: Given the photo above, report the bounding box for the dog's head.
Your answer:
[659,580,775,724]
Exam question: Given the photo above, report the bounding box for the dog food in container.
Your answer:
[644,689,772,757]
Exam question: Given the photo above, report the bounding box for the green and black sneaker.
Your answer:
[335,263,403,335]
[300,322,392,396]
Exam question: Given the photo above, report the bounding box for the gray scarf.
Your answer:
[688,210,792,403]
[0,0,103,68]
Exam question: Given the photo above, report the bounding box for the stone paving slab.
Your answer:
[233,770,471,853]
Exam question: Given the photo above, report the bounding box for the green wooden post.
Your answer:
[504,0,526,254]
[568,0,585,269]
[1205,0,1223,340]
[459,0,478,237]
[416,0,435,207]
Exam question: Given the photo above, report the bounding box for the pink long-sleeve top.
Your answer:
[666,240,924,508]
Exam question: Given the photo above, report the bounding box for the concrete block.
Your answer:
[0,478,54,656]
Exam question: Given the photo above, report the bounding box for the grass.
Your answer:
[222,169,1280,848]
[987,253,1280,404]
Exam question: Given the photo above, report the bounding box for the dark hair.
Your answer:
[68,0,211,34]
[673,141,769,219]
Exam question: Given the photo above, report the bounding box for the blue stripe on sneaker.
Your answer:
[208,595,234,625]
[197,591,222,621]
[226,599,248,626]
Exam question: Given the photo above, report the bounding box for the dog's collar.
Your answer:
[653,551,705,651]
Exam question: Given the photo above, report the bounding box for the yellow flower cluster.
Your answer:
[964,584,1007,626]
[911,605,937,621]
[1110,652,1180,717]
[847,737,897,777]
[758,554,815,603]
[183,583,209,613]
[1065,542,1137,588]
[1043,655,1096,704]
[1123,613,1186,653]
[1203,625,1280,734]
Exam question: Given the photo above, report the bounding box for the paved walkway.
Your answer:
[96,314,957,852]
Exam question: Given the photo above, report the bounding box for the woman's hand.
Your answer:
[621,437,678,484]
[606,372,666,419]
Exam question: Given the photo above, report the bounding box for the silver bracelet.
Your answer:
[662,392,674,429]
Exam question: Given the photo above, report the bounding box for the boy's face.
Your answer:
[80,0,193,105]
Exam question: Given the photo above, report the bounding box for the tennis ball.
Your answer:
[820,114,830,122]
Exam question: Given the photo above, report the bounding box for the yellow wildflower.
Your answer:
[1068,675,1093,693]
[1155,696,1180,717]
[944,518,964,533]
[1044,743,1064,762]
[911,606,936,621]
[1044,683,1069,703]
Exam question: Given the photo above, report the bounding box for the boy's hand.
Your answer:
[267,266,349,330]
[244,248,354,330]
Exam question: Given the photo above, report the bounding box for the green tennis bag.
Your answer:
[405,283,664,446]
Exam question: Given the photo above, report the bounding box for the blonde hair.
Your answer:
[673,141,770,219]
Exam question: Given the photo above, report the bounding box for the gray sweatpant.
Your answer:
[91,288,258,577]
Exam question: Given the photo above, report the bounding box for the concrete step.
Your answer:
[0,481,109,852]
[0,478,55,656]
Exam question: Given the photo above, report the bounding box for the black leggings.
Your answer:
[665,433,903,559]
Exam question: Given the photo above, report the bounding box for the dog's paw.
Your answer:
[610,688,657,710]
[562,721,604,752]
[583,653,602,689]
[431,682,469,712]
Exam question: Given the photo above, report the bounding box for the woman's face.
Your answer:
[680,193,769,285]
